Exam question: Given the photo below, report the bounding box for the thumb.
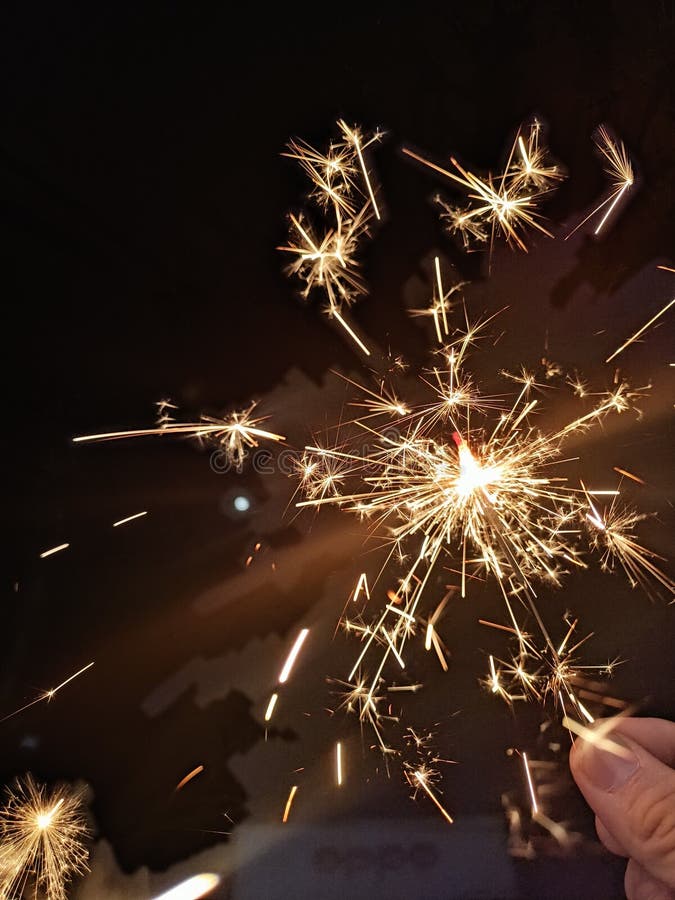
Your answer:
[570,721,675,889]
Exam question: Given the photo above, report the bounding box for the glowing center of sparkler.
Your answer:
[36,798,64,830]
[455,442,501,497]
[37,810,54,830]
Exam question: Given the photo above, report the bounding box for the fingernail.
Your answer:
[576,738,639,791]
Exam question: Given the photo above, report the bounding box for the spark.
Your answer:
[336,742,343,786]
[283,137,358,215]
[282,785,298,823]
[278,629,309,684]
[403,120,562,253]
[605,296,675,363]
[566,125,634,239]
[74,402,285,470]
[39,543,69,559]
[337,119,383,220]
[175,766,204,792]
[1,662,94,724]
[0,775,90,900]
[329,675,393,758]
[410,257,465,343]
[413,771,453,825]
[264,693,279,722]
[112,511,148,527]
[281,120,381,354]
[522,752,538,815]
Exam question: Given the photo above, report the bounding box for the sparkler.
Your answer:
[280,121,382,355]
[0,775,90,900]
[566,125,635,239]
[297,265,671,756]
[73,401,285,470]
[40,116,666,866]
[403,120,563,253]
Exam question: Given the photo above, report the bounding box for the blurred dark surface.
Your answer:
[1,4,674,898]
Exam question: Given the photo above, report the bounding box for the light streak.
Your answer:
[278,629,309,684]
[413,771,453,825]
[112,511,148,527]
[613,467,644,485]
[282,785,298,823]
[175,766,204,792]
[1,662,95,724]
[39,543,69,559]
[522,752,538,815]
[264,693,279,722]
[605,296,675,363]
[152,874,220,900]
[336,742,343,786]
[352,572,370,602]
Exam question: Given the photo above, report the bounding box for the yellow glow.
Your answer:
[455,442,501,497]
[152,874,220,900]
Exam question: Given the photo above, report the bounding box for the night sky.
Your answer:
[2,5,674,899]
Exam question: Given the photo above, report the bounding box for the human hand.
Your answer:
[570,717,675,900]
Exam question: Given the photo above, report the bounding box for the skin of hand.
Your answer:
[569,717,675,900]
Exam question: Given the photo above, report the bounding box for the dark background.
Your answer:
[1,3,674,898]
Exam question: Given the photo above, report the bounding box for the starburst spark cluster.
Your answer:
[0,775,90,900]
[296,277,672,766]
[279,120,383,354]
[74,400,285,470]
[403,120,564,252]
[566,124,635,239]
